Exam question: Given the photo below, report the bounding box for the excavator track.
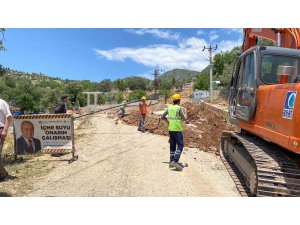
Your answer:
[221,131,300,197]
[220,140,252,197]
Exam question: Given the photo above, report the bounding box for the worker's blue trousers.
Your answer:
[138,114,146,130]
[169,131,184,163]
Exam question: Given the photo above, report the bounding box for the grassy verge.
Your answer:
[1,133,60,196]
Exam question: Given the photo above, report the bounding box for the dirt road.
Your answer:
[26,114,240,197]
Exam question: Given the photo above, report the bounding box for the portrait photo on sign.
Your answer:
[14,117,73,155]
[15,120,42,154]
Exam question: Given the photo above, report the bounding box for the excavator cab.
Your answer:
[229,46,300,124]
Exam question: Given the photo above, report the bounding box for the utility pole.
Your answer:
[203,45,217,102]
[153,66,160,100]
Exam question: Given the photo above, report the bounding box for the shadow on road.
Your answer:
[0,192,11,197]
[162,162,189,167]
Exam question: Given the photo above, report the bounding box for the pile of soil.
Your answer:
[181,102,234,154]
[109,102,234,155]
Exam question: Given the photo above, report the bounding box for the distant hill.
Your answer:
[199,65,210,74]
[123,76,150,83]
[2,67,64,82]
[158,69,201,83]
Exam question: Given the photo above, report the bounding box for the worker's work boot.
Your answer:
[0,162,8,181]
[169,162,175,168]
[169,161,183,171]
[178,162,188,168]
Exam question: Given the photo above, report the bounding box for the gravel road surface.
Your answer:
[26,114,240,197]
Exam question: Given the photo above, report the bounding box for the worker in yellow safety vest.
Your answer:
[115,100,128,124]
[161,93,187,171]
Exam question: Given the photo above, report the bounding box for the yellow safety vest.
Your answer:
[120,101,126,109]
[168,105,183,131]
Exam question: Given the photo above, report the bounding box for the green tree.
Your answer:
[213,52,225,75]
[172,76,176,87]
[40,89,61,109]
[97,94,107,105]
[128,89,146,101]
[124,77,149,90]
[5,79,43,112]
[98,79,113,92]
[79,80,98,91]
[160,89,171,104]
[193,73,209,90]
[115,92,124,103]
[0,29,6,77]
[38,79,61,89]
[105,93,116,103]
[146,83,153,91]
[175,80,184,90]
[65,82,84,104]
[0,28,6,51]
[0,65,5,76]
[0,79,9,99]
[159,79,172,90]
[211,46,240,87]
[114,79,126,91]
[77,93,86,107]
[15,93,38,113]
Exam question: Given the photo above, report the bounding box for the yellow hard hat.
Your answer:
[141,96,146,100]
[172,93,181,101]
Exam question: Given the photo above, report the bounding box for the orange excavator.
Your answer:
[221,28,300,196]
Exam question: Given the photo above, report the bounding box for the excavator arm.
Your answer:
[242,28,300,51]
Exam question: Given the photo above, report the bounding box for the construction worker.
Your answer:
[52,95,69,157]
[55,95,69,114]
[115,100,128,124]
[0,98,13,181]
[138,96,152,132]
[161,93,187,171]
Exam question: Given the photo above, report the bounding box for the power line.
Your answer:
[191,38,210,61]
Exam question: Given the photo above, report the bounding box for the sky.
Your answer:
[1,1,298,224]
[0,28,243,82]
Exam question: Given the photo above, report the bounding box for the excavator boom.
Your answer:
[242,28,300,51]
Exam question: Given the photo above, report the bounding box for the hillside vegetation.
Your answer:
[0,65,204,113]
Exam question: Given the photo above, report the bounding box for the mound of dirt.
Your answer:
[109,102,234,155]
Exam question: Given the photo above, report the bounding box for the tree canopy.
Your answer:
[0,28,5,51]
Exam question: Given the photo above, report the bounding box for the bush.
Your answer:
[159,89,171,103]
[193,73,209,90]
[128,89,146,101]
[115,92,124,103]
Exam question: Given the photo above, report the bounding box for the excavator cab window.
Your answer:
[260,55,299,84]
[228,59,241,122]
[236,53,255,107]
[229,52,257,122]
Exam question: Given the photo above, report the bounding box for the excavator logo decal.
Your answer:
[283,91,297,119]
